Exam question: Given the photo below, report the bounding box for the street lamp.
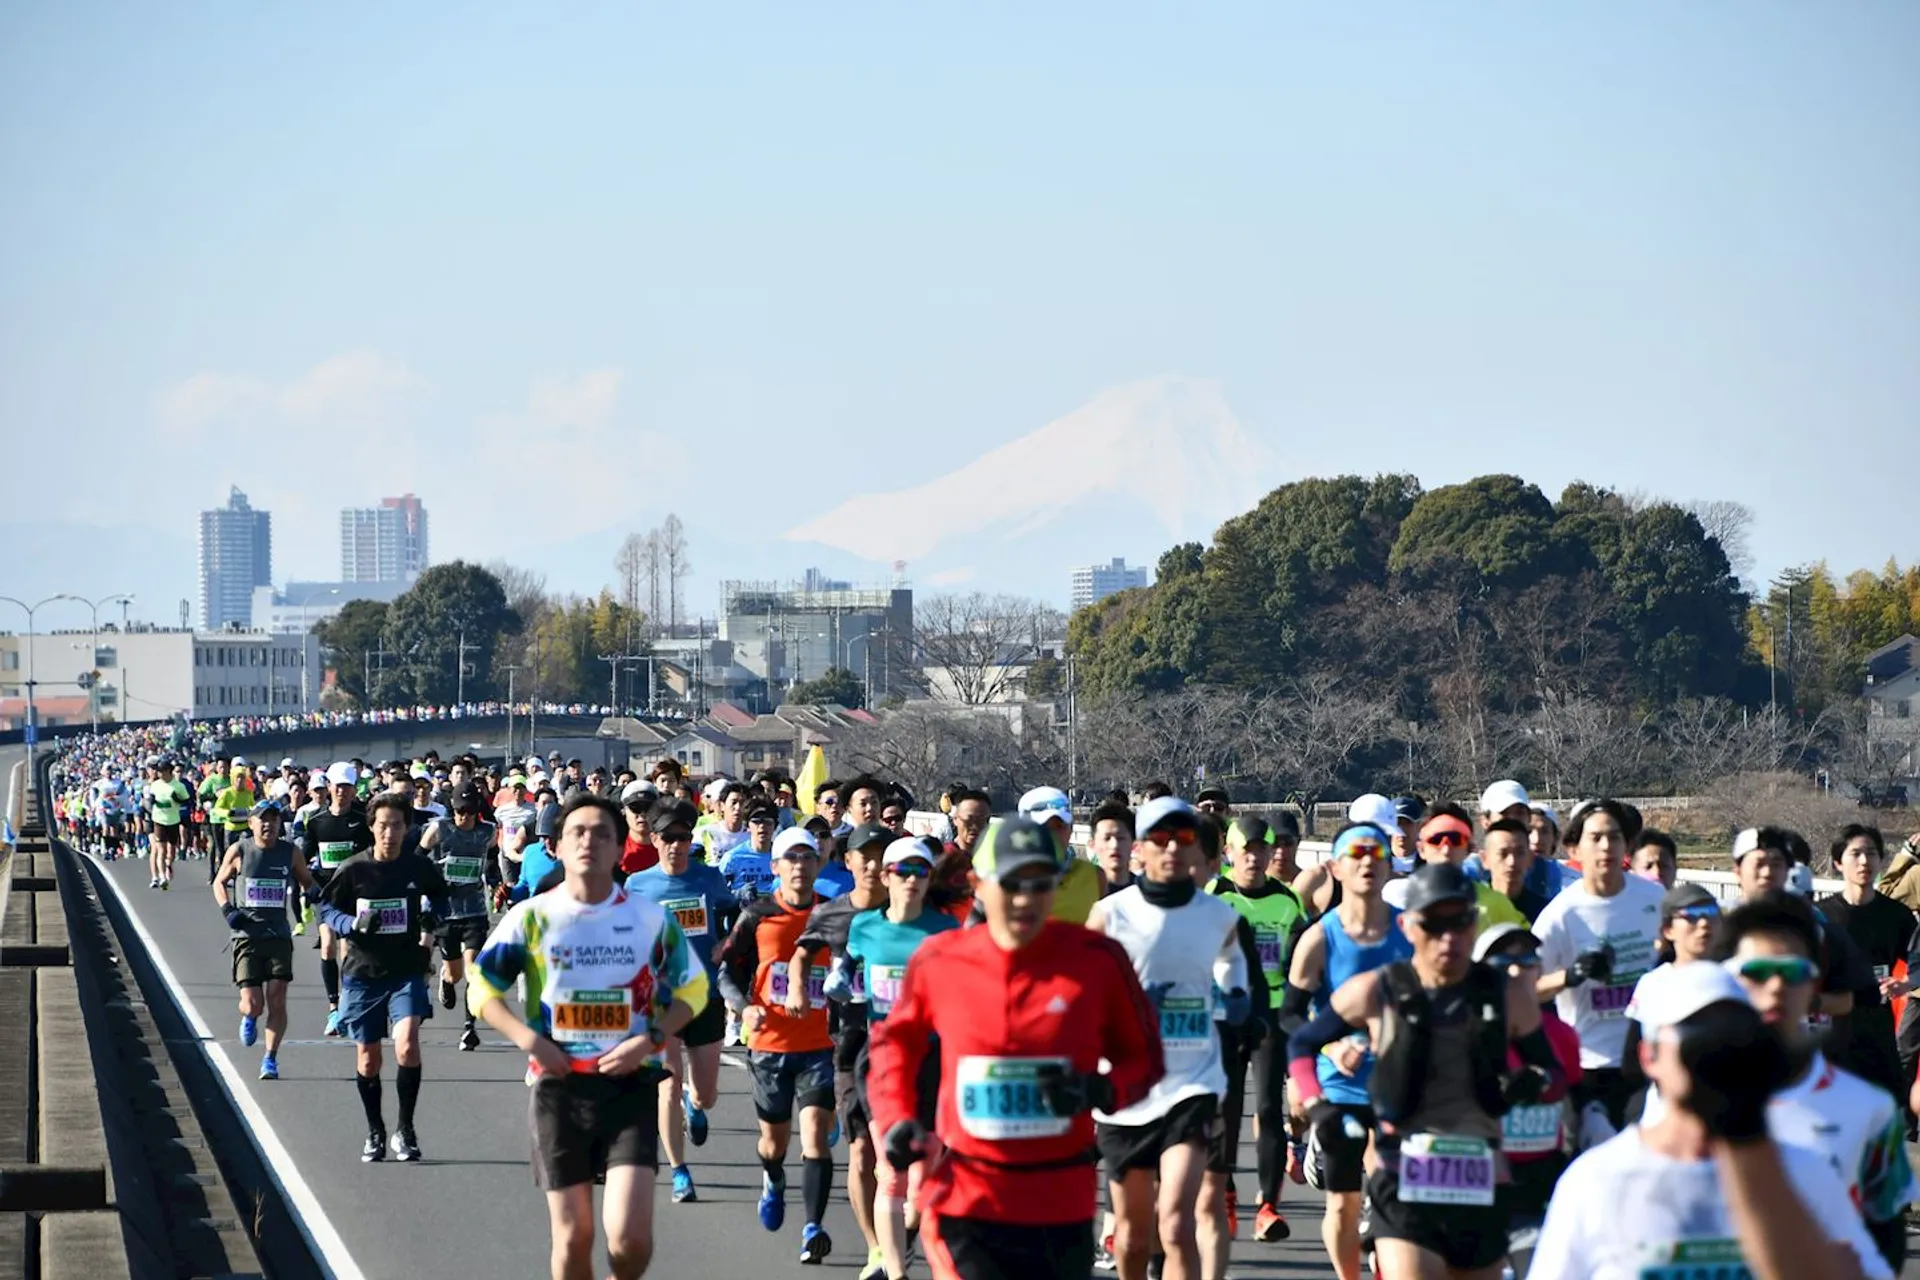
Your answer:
[844,632,872,704]
[79,593,133,733]
[0,593,83,799]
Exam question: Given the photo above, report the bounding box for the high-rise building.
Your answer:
[199,486,272,629]
[1070,557,1150,610]
[341,494,430,583]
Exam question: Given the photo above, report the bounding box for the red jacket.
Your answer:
[868,921,1164,1224]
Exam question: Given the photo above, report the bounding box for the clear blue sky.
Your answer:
[2,3,1915,617]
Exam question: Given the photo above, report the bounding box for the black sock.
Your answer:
[397,1064,421,1130]
[320,958,340,1005]
[355,1073,384,1131]
[802,1155,832,1225]
[761,1154,785,1188]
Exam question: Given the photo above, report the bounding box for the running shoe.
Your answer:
[827,1116,840,1148]
[259,1056,278,1081]
[1225,1187,1240,1239]
[1094,1234,1118,1272]
[685,1092,708,1147]
[361,1128,386,1163]
[438,978,457,1010]
[799,1223,831,1265]
[292,916,305,936]
[460,1025,481,1052]
[148,877,158,889]
[239,1015,258,1047]
[859,1245,886,1280]
[1287,1140,1307,1185]
[671,1166,697,1203]
[159,876,169,891]
[1253,1203,1290,1243]
[389,1127,421,1162]
[325,1008,344,1038]
[758,1172,786,1231]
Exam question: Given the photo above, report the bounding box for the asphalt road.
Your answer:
[84,845,1341,1280]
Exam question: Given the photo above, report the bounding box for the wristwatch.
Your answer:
[648,1026,667,1049]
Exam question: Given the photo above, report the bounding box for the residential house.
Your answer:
[1864,635,1920,796]
[655,723,743,779]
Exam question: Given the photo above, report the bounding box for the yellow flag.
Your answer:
[795,744,829,817]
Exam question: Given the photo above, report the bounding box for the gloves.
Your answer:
[1219,988,1252,1027]
[824,955,858,1005]
[222,906,249,932]
[1034,1062,1115,1117]
[352,903,380,933]
[1501,1063,1552,1109]
[1566,944,1615,989]
[884,1118,929,1170]
[1676,1001,1794,1142]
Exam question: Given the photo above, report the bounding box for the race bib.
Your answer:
[1254,925,1285,978]
[768,962,827,1007]
[663,897,709,937]
[1591,978,1639,1018]
[1501,1102,1562,1155]
[1636,1238,1749,1280]
[867,963,908,1015]
[358,897,409,935]
[549,988,633,1055]
[442,855,484,885]
[955,1056,1072,1140]
[1159,996,1211,1048]
[241,877,287,910]
[318,841,355,869]
[1398,1134,1495,1206]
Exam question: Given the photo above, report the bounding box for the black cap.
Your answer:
[649,799,700,834]
[1196,786,1231,805]
[1402,863,1477,914]
[1394,796,1427,823]
[452,782,483,810]
[1660,881,1718,923]
[1270,810,1302,838]
[1230,816,1273,846]
[847,821,893,851]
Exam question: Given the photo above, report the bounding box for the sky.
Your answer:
[2,3,1915,623]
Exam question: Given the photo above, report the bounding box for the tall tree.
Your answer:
[615,534,646,615]
[381,561,520,704]
[313,599,390,709]
[661,514,689,635]
[917,593,1061,704]
[789,666,865,709]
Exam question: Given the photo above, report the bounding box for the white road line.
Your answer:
[86,852,368,1280]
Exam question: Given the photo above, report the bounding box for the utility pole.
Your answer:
[598,653,635,717]
[456,629,480,707]
[1065,652,1078,798]
[501,664,523,768]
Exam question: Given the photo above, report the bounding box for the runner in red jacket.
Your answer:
[868,816,1165,1280]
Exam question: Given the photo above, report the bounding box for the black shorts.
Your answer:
[437,916,491,960]
[748,1048,835,1124]
[1364,1165,1508,1271]
[530,1073,659,1190]
[1096,1094,1220,1176]
[676,993,725,1048]
[231,935,295,987]
[152,821,182,844]
[1309,1103,1374,1194]
[924,1214,1093,1280]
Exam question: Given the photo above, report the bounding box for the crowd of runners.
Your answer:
[41,718,1920,1280]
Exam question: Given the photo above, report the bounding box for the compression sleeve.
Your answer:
[1277,982,1316,1035]
[1287,1005,1355,1103]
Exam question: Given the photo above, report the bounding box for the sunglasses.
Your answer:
[1672,904,1720,924]
[1146,826,1199,847]
[888,862,931,879]
[1421,829,1471,850]
[1733,956,1818,986]
[748,814,777,825]
[1003,874,1058,895]
[1496,951,1542,969]
[1340,841,1386,862]
[659,829,693,844]
[1414,909,1479,936]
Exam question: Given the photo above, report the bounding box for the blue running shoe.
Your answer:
[685,1092,709,1147]
[827,1116,841,1148]
[259,1056,278,1081]
[758,1172,786,1232]
[671,1166,697,1203]
[324,1009,344,1038]
[240,1015,257,1047]
[799,1223,832,1265]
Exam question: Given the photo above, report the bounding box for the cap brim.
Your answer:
[987,851,1059,883]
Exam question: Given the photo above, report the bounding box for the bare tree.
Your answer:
[1686,498,1756,582]
[484,560,551,689]
[661,514,689,636]
[1081,688,1249,796]
[839,702,1065,807]
[615,534,646,615]
[1245,674,1395,814]
[1661,698,1787,793]
[915,593,1061,705]
[1524,694,1659,799]
[643,530,665,637]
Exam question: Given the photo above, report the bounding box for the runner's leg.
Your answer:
[546,1185,596,1280]
[659,1037,689,1172]
[1111,1169,1157,1280]
[1155,1140,1206,1280]
[262,978,289,1057]
[601,1163,658,1280]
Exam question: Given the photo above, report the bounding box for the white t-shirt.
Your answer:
[1531,1125,1893,1280]
[1534,872,1665,1068]
[1639,1052,1917,1226]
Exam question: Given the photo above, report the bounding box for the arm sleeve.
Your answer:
[1288,1005,1358,1065]
[714,908,759,1010]
[1098,936,1167,1113]
[866,942,935,1139]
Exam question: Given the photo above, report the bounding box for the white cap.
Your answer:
[525,755,543,770]
[269,778,291,799]
[1528,800,1559,830]
[1478,780,1531,816]
[1785,864,1815,898]
[325,761,358,786]
[1136,796,1199,839]
[883,836,935,868]
[1018,786,1072,826]
[1472,922,1542,963]
[280,757,294,768]
[772,826,820,860]
[702,777,731,804]
[1348,793,1400,833]
[1732,827,1763,863]
[230,756,249,769]
[620,780,657,807]
[1633,961,1752,1035]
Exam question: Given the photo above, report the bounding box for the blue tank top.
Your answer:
[1313,907,1415,1105]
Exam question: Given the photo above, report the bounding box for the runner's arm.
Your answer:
[1286,970,1378,1104]
[713,908,758,1012]
[210,847,244,908]
[1096,934,1166,1111]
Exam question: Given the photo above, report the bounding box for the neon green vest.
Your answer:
[1213,881,1307,1007]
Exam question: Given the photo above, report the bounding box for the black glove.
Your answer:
[884,1118,928,1171]
[1501,1063,1552,1109]
[222,906,250,932]
[1675,1002,1794,1142]
[1034,1063,1115,1117]
[1304,1098,1352,1150]
[1566,944,1615,989]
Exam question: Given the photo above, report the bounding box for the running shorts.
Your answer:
[337,974,430,1045]
[921,1214,1094,1280]
[677,993,725,1048]
[437,917,491,960]
[1365,1164,1509,1271]
[748,1048,834,1124]
[1308,1103,1375,1194]
[1095,1094,1220,1176]
[231,936,295,987]
[153,821,182,844]
[530,1072,660,1190]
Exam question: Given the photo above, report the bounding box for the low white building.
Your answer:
[0,625,322,724]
